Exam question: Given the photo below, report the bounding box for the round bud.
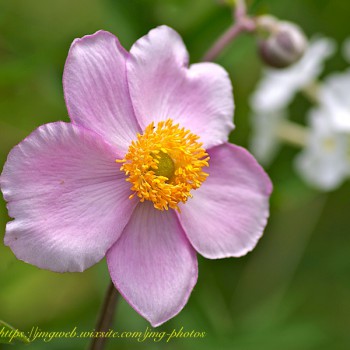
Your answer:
[256,16,307,69]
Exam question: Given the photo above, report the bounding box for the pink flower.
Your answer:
[0,26,272,326]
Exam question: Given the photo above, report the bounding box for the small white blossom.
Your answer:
[319,69,350,131]
[251,37,336,113]
[295,107,350,190]
[342,37,350,63]
[250,109,287,165]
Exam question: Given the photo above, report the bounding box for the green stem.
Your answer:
[301,81,321,104]
[276,120,309,148]
[88,280,119,350]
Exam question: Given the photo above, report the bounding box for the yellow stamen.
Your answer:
[117,119,209,211]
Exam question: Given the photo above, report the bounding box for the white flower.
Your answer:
[251,37,336,113]
[342,37,350,63]
[319,69,350,131]
[295,107,350,190]
[250,109,287,165]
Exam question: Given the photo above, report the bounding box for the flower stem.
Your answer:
[234,0,247,20]
[276,120,309,148]
[301,81,321,104]
[88,280,119,350]
[202,0,256,61]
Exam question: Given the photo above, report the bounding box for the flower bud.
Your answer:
[256,15,307,69]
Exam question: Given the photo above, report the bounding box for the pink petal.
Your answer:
[107,201,197,327]
[127,25,234,149]
[1,122,137,272]
[63,30,141,156]
[178,143,272,259]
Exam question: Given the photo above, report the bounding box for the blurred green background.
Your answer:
[1,0,349,349]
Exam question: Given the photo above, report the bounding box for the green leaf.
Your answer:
[0,320,30,345]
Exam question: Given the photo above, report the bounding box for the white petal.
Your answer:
[251,37,336,113]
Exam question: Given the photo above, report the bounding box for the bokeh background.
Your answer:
[0,0,349,349]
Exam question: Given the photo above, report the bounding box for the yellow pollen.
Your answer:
[117,119,209,211]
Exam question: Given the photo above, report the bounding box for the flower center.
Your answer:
[153,151,175,180]
[117,119,209,211]
[322,137,336,153]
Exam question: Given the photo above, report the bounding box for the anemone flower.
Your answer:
[319,69,350,131]
[295,105,350,190]
[1,26,272,326]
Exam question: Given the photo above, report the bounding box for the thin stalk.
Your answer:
[88,280,119,350]
[276,120,309,148]
[202,19,256,62]
[202,0,255,62]
[302,81,321,104]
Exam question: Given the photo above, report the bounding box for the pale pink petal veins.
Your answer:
[127,25,234,149]
[63,30,141,156]
[1,122,137,272]
[178,143,272,259]
[107,201,198,327]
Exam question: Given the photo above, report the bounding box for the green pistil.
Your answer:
[154,151,175,180]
